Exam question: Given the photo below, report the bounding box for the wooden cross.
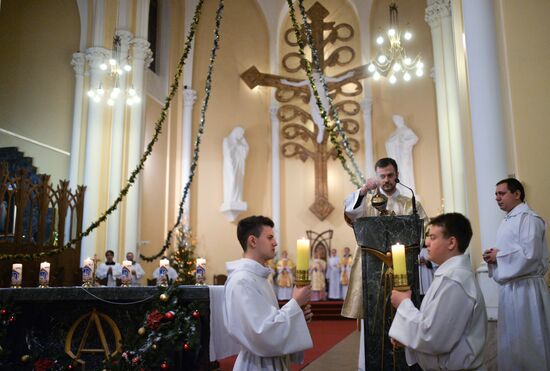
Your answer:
[241,2,372,220]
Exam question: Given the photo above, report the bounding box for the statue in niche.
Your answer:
[385,114,418,190]
[280,70,354,144]
[220,126,249,221]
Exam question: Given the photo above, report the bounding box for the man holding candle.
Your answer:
[96,250,122,287]
[389,213,487,370]
[224,215,313,370]
[482,178,550,371]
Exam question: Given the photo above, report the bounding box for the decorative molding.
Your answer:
[115,29,134,50]
[425,0,452,28]
[71,52,86,76]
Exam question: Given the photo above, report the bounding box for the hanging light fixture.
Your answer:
[87,35,141,106]
[368,2,424,84]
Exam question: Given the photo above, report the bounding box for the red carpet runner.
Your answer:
[217,302,357,370]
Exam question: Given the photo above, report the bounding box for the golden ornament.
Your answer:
[138,327,146,336]
[152,344,157,350]
[21,355,30,363]
[160,293,169,302]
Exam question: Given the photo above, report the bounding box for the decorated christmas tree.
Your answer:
[172,223,197,285]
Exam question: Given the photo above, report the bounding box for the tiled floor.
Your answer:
[303,321,498,370]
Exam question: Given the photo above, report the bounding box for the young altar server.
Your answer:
[96,249,122,286]
[389,213,487,370]
[224,215,313,370]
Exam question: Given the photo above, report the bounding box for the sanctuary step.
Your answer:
[279,300,352,320]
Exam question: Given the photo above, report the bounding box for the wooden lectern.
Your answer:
[353,215,423,370]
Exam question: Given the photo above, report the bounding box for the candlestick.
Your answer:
[82,257,94,287]
[120,260,133,287]
[295,238,311,286]
[38,261,50,288]
[11,263,22,288]
[195,258,206,285]
[391,243,409,290]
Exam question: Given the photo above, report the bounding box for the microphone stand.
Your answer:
[397,179,417,216]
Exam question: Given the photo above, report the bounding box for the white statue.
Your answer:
[281,71,354,144]
[385,114,419,190]
[220,126,249,221]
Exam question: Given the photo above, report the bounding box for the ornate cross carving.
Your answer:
[241,2,372,220]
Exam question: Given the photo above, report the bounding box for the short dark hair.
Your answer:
[375,157,398,173]
[429,213,473,253]
[496,178,525,202]
[237,215,274,251]
[105,250,114,256]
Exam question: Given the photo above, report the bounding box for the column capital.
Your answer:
[183,89,197,106]
[131,37,153,67]
[71,52,86,76]
[85,47,110,70]
[425,0,451,28]
[115,29,134,50]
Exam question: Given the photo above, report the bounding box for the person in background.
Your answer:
[125,251,145,286]
[96,250,121,287]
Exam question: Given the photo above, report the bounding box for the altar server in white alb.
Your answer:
[125,252,145,286]
[389,213,487,370]
[224,215,313,370]
[483,178,550,371]
[326,248,341,299]
[96,249,122,287]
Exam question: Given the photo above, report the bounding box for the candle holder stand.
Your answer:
[393,273,410,291]
[295,269,310,287]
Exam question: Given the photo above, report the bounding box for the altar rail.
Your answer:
[0,163,86,287]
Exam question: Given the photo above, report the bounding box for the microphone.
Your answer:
[396,178,417,216]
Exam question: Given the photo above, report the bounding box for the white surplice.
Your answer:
[488,202,550,371]
[223,258,313,371]
[326,255,341,299]
[389,254,487,370]
[96,262,122,286]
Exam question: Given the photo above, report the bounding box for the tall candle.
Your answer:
[121,260,132,284]
[11,263,22,286]
[39,261,50,286]
[296,238,310,271]
[391,243,406,276]
[196,258,206,284]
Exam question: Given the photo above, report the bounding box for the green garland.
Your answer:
[0,0,206,262]
[141,0,226,262]
[285,0,365,188]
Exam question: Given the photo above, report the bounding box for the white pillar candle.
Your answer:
[39,262,50,286]
[121,260,133,284]
[196,258,206,284]
[11,263,22,286]
[82,257,94,281]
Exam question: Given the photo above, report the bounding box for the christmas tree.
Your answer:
[172,223,197,285]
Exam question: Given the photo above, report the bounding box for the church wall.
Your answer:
[0,0,80,184]
[494,0,550,226]
[370,0,442,218]
[190,0,271,280]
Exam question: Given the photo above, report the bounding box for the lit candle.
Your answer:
[158,258,170,285]
[391,243,407,278]
[39,261,50,286]
[11,263,22,287]
[121,260,133,285]
[82,257,94,282]
[296,238,310,271]
[160,258,170,268]
[196,258,206,285]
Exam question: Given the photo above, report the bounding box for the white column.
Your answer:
[360,97,374,178]
[270,104,281,245]
[106,29,133,252]
[426,0,467,214]
[69,52,86,189]
[181,89,197,222]
[124,37,151,254]
[81,47,109,261]
[462,0,508,250]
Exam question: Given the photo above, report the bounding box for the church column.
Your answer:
[360,97,374,178]
[106,29,133,252]
[462,0,508,250]
[69,52,85,190]
[81,0,108,261]
[124,37,151,255]
[181,88,197,222]
[425,0,467,214]
[270,104,281,245]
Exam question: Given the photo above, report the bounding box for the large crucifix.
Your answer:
[241,2,373,220]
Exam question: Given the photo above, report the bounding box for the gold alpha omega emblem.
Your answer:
[65,308,122,365]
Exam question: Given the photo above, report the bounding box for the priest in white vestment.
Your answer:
[483,178,550,371]
[224,215,313,370]
[326,248,341,299]
[96,249,122,287]
[390,213,487,370]
[343,158,427,370]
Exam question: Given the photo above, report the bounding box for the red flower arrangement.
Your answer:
[146,309,165,330]
[34,358,54,371]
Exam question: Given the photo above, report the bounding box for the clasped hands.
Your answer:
[482,248,499,264]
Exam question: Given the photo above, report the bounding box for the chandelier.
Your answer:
[87,35,141,106]
[368,2,424,84]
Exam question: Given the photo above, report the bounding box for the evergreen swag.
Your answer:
[172,224,197,285]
